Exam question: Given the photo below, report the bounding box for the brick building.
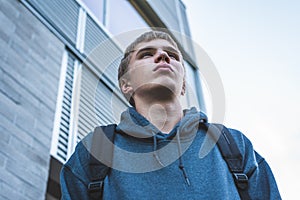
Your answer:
[0,0,205,199]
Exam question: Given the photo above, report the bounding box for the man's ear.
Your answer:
[120,78,133,95]
[181,78,186,96]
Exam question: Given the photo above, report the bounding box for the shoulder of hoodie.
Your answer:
[65,130,94,167]
[226,127,265,174]
[62,131,94,184]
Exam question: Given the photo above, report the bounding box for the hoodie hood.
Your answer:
[116,107,207,141]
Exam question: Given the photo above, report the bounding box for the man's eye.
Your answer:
[168,52,180,61]
[140,52,153,58]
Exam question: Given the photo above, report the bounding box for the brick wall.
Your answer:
[0,0,64,199]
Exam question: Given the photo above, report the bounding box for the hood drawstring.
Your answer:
[152,131,190,186]
[176,130,191,186]
[152,133,165,167]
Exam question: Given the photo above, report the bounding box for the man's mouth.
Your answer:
[153,63,173,72]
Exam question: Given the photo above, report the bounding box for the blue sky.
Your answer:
[183,0,300,199]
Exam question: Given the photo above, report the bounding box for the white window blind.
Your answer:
[22,0,80,45]
[51,51,79,163]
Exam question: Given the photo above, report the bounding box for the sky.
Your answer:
[183,0,300,199]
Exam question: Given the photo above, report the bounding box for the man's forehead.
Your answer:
[125,39,182,64]
[131,39,181,54]
[135,39,178,51]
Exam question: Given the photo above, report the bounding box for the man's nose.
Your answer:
[155,51,170,63]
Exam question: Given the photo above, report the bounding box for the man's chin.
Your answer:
[134,83,179,100]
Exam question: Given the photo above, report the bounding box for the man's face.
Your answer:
[121,39,185,100]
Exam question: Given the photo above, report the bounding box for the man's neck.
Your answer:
[134,97,183,133]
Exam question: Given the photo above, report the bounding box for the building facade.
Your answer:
[0,0,205,199]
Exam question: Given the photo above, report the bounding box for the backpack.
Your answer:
[87,123,251,200]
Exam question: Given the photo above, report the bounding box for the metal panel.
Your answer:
[84,15,108,55]
[77,66,127,142]
[25,0,80,44]
[185,61,200,109]
[84,15,123,87]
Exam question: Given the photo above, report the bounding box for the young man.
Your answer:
[60,31,281,199]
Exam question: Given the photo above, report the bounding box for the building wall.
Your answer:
[0,0,64,199]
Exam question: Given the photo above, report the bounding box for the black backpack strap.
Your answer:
[88,124,116,199]
[205,123,251,200]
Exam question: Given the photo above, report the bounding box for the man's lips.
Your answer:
[153,63,173,72]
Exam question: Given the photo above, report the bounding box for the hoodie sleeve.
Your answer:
[247,151,281,200]
[230,129,281,199]
[60,136,92,200]
[60,164,90,200]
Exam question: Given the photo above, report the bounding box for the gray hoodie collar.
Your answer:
[116,107,207,140]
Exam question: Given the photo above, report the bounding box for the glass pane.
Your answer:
[82,0,104,23]
[185,61,200,109]
[107,0,149,35]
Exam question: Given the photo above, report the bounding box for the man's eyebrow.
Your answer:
[135,46,180,55]
[135,47,155,55]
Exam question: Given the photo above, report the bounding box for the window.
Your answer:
[50,50,80,163]
[80,0,149,36]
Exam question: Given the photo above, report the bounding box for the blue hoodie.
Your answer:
[60,107,281,199]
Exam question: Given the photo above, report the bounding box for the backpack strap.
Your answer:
[205,123,251,200]
[88,124,117,199]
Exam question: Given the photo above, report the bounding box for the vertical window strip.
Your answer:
[58,53,75,161]
[50,51,77,163]
[76,7,87,53]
